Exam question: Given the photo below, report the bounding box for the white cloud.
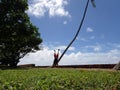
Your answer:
[94,46,101,52]
[85,45,102,52]
[18,45,120,66]
[54,45,75,51]
[109,49,119,54]
[59,49,120,65]
[111,43,120,48]
[78,36,95,42]
[90,36,95,39]
[63,21,67,24]
[86,27,94,32]
[79,38,87,41]
[28,0,71,18]
[19,48,53,66]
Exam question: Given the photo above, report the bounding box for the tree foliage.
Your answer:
[0,0,42,67]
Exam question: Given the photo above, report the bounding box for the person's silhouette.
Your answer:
[53,49,60,66]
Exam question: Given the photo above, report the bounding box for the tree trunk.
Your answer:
[9,58,19,67]
[55,0,90,66]
[113,61,120,70]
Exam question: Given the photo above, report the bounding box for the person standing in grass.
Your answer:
[53,49,60,67]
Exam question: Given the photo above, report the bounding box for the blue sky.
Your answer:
[19,0,120,66]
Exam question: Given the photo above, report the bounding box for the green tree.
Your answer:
[0,0,42,67]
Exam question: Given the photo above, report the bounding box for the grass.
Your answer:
[0,68,120,90]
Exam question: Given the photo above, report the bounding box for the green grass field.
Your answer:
[0,68,120,90]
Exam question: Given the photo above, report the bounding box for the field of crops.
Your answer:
[0,68,120,90]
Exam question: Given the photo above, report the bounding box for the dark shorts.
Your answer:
[53,59,58,65]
